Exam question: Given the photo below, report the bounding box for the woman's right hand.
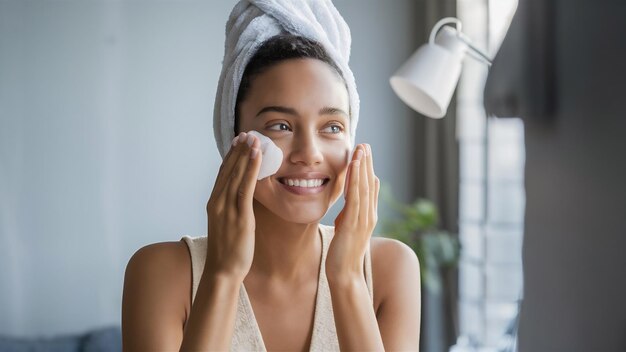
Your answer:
[204,131,262,281]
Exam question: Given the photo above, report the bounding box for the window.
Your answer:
[454,0,523,351]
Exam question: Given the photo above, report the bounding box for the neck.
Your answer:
[248,200,322,284]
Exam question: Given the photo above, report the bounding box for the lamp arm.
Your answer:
[457,32,493,66]
[429,17,493,66]
[429,17,462,45]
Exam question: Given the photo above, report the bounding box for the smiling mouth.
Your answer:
[277,178,331,187]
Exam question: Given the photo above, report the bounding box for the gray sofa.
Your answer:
[0,326,121,352]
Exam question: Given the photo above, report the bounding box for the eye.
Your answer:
[267,122,291,131]
[321,124,344,134]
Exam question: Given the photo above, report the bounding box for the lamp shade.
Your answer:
[390,26,467,118]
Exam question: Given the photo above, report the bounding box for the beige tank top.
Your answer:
[180,223,374,351]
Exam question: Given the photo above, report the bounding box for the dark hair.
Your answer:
[234,34,346,134]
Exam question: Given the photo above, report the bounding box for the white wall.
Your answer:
[0,0,423,336]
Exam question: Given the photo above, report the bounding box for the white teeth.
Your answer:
[282,178,325,188]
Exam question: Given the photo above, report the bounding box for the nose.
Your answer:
[288,131,324,166]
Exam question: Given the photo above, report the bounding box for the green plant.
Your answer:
[380,183,461,293]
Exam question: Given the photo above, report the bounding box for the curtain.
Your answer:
[484,0,556,119]
[421,0,459,351]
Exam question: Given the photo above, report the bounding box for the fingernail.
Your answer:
[356,149,363,160]
[246,134,255,147]
[250,148,259,159]
[232,132,245,146]
[366,144,371,156]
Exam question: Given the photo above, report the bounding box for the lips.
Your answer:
[276,171,331,180]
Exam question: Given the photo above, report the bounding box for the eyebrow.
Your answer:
[255,105,349,118]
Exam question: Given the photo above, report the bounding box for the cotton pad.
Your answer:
[247,130,283,180]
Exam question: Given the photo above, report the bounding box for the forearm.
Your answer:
[179,270,241,351]
[328,274,385,351]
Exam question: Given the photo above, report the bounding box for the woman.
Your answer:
[122,2,420,351]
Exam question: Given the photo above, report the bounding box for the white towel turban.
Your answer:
[213,0,360,159]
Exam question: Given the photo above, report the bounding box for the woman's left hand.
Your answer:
[326,143,380,282]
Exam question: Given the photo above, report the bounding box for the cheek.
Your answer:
[252,178,278,207]
[254,178,273,194]
[328,147,352,192]
[336,146,352,173]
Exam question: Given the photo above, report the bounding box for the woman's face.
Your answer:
[238,58,351,224]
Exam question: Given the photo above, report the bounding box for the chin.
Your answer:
[252,193,329,224]
[282,209,327,224]
[272,201,329,224]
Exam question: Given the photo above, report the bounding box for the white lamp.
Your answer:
[390,17,492,118]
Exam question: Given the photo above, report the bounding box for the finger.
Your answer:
[358,146,369,227]
[374,176,380,217]
[345,148,362,224]
[211,132,248,198]
[238,145,263,215]
[226,133,260,208]
[366,144,376,225]
[210,132,249,211]
[365,144,376,199]
[344,146,360,199]
[346,159,360,223]
[343,163,350,200]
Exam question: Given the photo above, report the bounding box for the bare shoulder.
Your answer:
[122,240,192,351]
[370,236,421,285]
[123,240,192,313]
[370,237,421,311]
[370,236,422,349]
[126,240,191,275]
